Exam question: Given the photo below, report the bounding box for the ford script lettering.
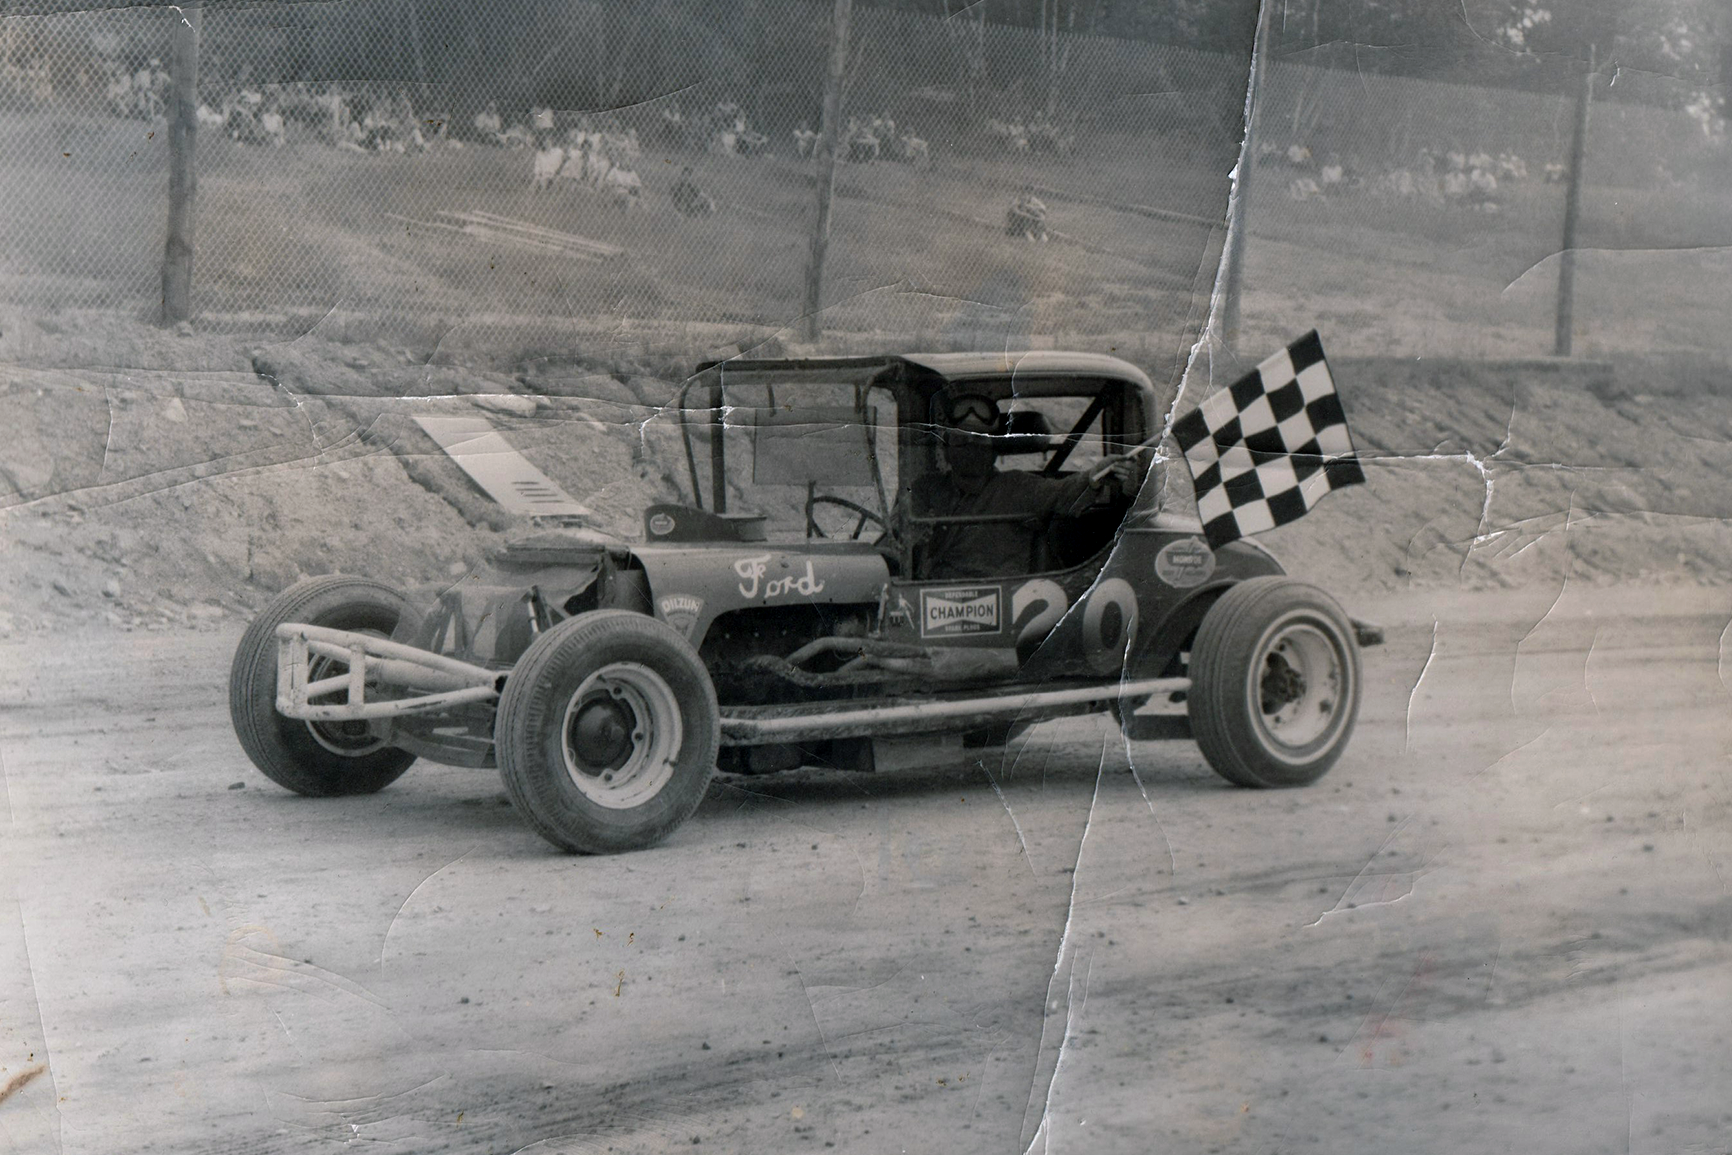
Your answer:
[734,554,826,600]
[764,561,825,599]
[733,554,772,598]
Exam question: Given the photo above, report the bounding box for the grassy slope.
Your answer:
[0,112,1221,347]
[7,109,1728,366]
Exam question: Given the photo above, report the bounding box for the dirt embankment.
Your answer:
[3,317,1729,639]
[1253,353,1732,596]
[0,322,690,637]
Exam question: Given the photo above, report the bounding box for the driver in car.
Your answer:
[898,393,1148,580]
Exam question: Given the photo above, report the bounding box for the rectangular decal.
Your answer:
[920,586,1002,638]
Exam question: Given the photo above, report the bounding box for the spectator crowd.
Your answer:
[1261,139,1538,212]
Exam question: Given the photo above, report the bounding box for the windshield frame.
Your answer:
[674,359,907,537]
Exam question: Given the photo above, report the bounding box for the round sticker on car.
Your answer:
[648,512,676,536]
[1155,538,1214,588]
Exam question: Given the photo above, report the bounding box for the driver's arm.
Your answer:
[1073,452,1160,510]
[1039,458,1141,518]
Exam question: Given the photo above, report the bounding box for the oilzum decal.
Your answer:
[657,593,704,637]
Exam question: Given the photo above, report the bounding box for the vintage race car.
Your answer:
[229,352,1382,853]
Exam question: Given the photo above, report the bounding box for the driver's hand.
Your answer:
[1091,453,1146,494]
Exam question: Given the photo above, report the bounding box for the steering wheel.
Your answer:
[805,494,890,541]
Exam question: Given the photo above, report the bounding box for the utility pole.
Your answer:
[160,3,201,326]
[801,0,852,345]
[1220,0,1271,354]
[1554,45,1595,357]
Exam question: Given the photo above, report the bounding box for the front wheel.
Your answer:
[229,576,421,797]
[1188,577,1361,788]
[494,610,719,853]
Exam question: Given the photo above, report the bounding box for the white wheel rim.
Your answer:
[560,662,684,810]
[1248,615,1349,763]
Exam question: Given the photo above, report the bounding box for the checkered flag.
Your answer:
[1172,331,1364,550]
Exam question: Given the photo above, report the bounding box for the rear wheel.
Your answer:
[229,576,421,796]
[1188,577,1360,788]
[495,610,719,853]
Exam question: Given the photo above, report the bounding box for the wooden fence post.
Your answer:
[1221,0,1271,354]
[1554,45,1595,357]
[160,3,201,327]
[800,0,852,345]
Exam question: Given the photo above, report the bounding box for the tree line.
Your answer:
[5,0,1723,114]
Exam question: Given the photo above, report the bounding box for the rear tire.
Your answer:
[1188,577,1360,788]
[229,576,421,797]
[495,610,719,853]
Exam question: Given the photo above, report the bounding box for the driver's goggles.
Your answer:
[946,395,1000,429]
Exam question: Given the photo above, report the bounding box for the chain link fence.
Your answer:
[0,1,1725,359]
[0,0,1243,357]
[1240,51,1729,359]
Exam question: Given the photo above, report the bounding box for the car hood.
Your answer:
[630,542,892,643]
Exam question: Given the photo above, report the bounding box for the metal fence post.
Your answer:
[801,0,852,345]
[1554,45,1595,357]
[1220,0,1270,354]
[160,3,201,326]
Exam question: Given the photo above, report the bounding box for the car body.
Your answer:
[231,352,1380,852]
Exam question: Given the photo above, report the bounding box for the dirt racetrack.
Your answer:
[2,578,1729,1155]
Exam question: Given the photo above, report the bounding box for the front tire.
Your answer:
[495,610,719,853]
[1188,577,1360,788]
[229,576,421,797]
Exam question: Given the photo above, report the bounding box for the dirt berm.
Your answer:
[2,330,1728,640]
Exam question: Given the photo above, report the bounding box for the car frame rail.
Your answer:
[719,676,1190,745]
